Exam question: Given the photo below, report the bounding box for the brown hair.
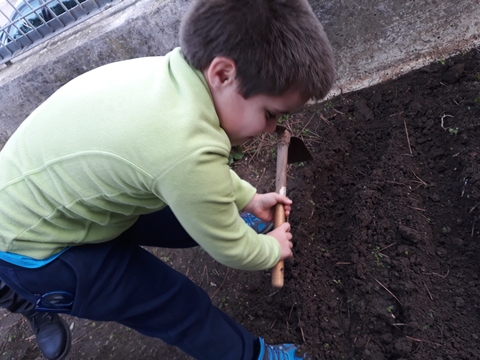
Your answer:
[179,0,336,100]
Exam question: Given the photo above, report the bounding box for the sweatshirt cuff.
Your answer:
[260,234,282,268]
[230,170,257,210]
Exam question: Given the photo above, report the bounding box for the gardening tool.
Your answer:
[271,125,312,288]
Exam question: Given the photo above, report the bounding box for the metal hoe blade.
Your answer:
[288,136,313,164]
[275,125,313,164]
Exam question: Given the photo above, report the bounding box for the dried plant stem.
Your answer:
[403,119,413,155]
[425,269,450,278]
[440,114,453,130]
[72,323,107,345]
[255,168,266,188]
[288,303,295,322]
[319,114,331,125]
[300,112,316,134]
[247,134,267,163]
[375,278,401,304]
[407,206,426,212]
[379,243,397,252]
[424,283,434,301]
[210,268,230,299]
[406,335,443,347]
[300,327,306,343]
[412,171,427,186]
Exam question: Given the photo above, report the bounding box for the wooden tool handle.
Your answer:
[271,203,286,288]
[271,260,285,288]
[271,128,291,288]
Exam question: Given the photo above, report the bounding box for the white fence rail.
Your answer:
[0,0,113,64]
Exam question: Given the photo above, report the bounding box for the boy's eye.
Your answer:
[266,111,276,120]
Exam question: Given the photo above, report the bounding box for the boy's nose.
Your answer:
[265,119,277,133]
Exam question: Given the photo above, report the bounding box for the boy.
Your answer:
[0,0,335,359]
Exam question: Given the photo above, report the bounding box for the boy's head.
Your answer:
[180,0,336,101]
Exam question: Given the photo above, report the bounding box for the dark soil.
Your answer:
[1,48,479,359]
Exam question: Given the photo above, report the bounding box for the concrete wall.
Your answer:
[1,0,479,148]
[311,0,480,97]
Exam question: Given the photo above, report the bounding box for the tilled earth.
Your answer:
[1,48,479,359]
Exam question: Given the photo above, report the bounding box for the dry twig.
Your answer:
[248,134,267,164]
[299,112,316,134]
[72,323,107,345]
[210,268,230,299]
[411,171,427,186]
[405,335,443,347]
[319,114,331,125]
[440,114,453,130]
[268,289,280,297]
[374,278,401,304]
[403,119,413,155]
[255,168,266,188]
[288,303,295,322]
[407,206,426,212]
[424,269,450,278]
[379,243,397,253]
[389,111,404,117]
[200,264,207,285]
[424,283,434,301]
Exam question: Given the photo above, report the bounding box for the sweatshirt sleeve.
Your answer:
[152,148,281,271]
[229,169,256,210]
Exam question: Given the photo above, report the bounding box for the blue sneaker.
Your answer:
[240,212,274,234]
[257,337,308,360]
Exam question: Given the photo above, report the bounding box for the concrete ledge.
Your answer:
[1,0,479,148]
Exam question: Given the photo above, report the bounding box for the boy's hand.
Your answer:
[243,193,292,222]
[268,222,293,260]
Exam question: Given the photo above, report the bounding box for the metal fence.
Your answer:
[0,0,113,65]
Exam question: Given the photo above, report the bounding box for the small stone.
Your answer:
[443,63,465,84]
[455,297,465,308]
[382,333,393,343]
[394,338,412,354]
[398,225,422,244]
[372,351,388,360]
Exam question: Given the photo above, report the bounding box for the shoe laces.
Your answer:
[30,312,56,333]
[240,212,273,234]
[258,338,306,360]
[264,343,301,360]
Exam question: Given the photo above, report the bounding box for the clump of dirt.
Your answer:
[1,48,479,360]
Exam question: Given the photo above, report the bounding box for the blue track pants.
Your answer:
[0,208,257,360]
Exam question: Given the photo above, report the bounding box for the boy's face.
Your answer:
[204,57,307,146]
[215,85,306,146]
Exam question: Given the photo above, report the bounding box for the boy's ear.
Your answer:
[204,57,237,91]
